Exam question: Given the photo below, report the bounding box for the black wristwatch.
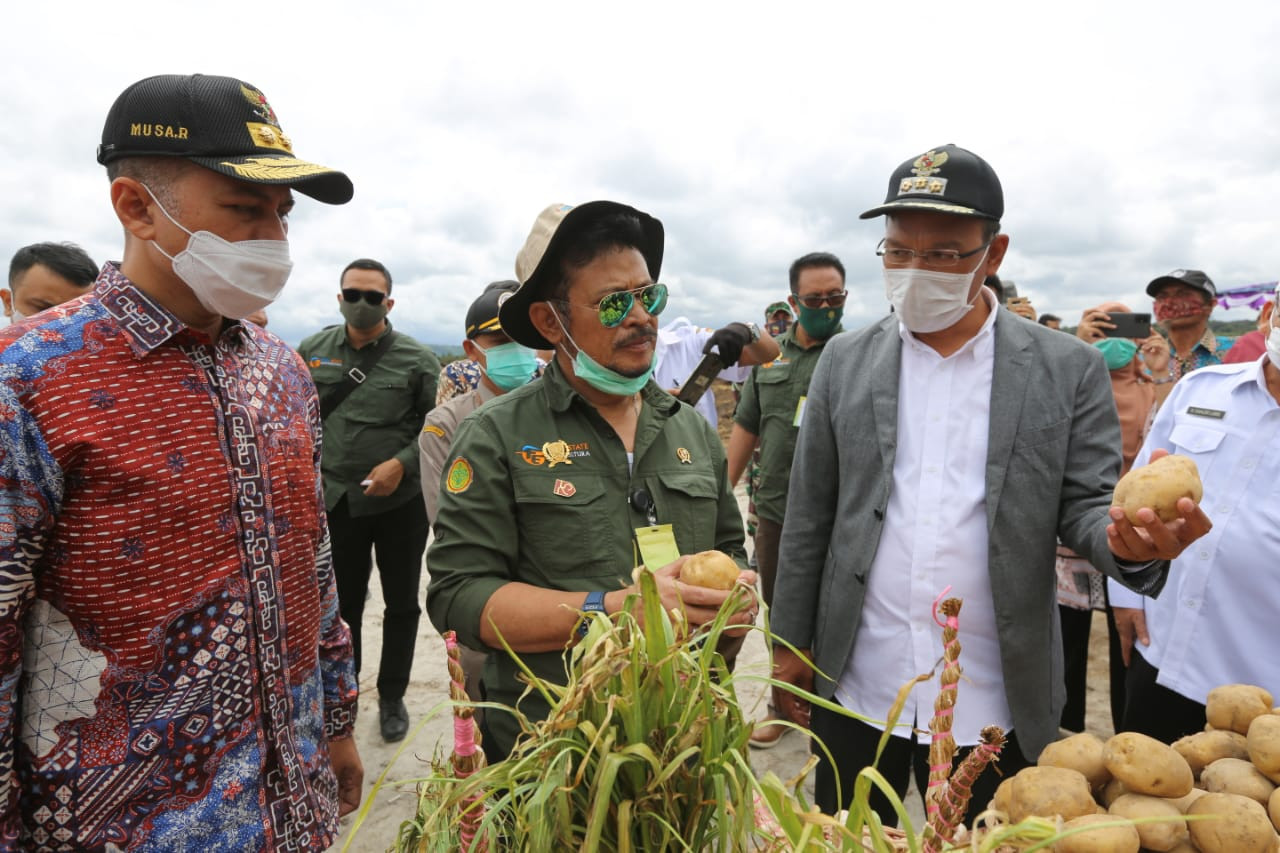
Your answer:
[577,590,607,638]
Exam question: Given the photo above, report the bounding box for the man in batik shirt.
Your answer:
[0,74,361,851]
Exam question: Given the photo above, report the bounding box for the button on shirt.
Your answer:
[837,292,1013,744]
[1109,357,1280,703]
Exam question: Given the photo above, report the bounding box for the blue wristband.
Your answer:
[578,590,607,638]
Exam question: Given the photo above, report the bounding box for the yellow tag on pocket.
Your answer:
[793,395,807,427]
[635,524,681,571]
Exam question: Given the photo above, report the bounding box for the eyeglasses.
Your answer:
[341,288,387,306]
[795,291,848,309]
[561,283,669,327]
[875,238,991,269]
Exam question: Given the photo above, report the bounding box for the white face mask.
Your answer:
[143,183,293,319]
[883,248,987,334]
[1266,316,1280,371]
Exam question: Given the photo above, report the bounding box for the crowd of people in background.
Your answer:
[0,72,1274,850]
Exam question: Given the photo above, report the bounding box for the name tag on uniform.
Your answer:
[793,396,807,428]
[1186,406,1225,419]
[635,524,681,571]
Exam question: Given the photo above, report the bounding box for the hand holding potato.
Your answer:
[1107,450,1212,562]
[649,553,757,629]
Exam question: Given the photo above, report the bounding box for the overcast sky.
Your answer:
[4,2,1277,348]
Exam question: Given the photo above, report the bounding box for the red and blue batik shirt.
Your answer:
[0,263,358,851]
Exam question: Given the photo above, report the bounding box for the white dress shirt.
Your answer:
[1108,357,1280,703]
[654,317,752,426]
[837,290,1015,745]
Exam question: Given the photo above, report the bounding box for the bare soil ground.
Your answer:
[333,383,1116,851]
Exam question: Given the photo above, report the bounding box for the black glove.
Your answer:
[702,322,752,366]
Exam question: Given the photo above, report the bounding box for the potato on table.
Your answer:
[1040,732,1111,792]
[1008,766,1096,823]
[1104,732,1193,798]
[1186,791,1280,853]
[1249,713,1280,784]
[1201,757,1277,805]
[1173,729,1249,777]
[1108,793,1187,851]
[1053,813,1140,853]
[1207,684,1274,735]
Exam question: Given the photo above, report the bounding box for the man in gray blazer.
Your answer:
[769,144,1211,825]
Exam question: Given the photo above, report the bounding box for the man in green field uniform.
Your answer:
[426,201,755,761]
[726,251,847,747]
[298,258,440,742]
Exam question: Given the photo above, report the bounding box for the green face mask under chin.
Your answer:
[340,299,387,330]
[796,303,843,339]
[551,306,656,395]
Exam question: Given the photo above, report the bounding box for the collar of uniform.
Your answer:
[345,319,396,348]
[94,262,189,358]
[541,354,680,416]
[779,323,841,352]
[897,286,999,360]
[1197,324,1224,355]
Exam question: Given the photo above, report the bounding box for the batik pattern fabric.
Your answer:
[435,359,481,406]
[0,264,358,851]
[1169,327,1235,382]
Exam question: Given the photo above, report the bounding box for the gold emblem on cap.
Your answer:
[913,177,928,190]
[222,156,329,180]
[928,179,944,193]
[243,124,293,154]
[911,149,949,177]
[676,447,692,464]
[900,178,913,193]
[542,440,572,468]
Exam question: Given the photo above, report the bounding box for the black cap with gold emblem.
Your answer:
[96,74,353,205]
[464,280,521,339]
[859,143,1002,222]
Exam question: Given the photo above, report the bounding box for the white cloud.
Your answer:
[3,0,1276,348]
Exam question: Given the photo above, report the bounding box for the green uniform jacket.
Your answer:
[733,325,838,525]
[297,322,440,516]
[426,358,746,756]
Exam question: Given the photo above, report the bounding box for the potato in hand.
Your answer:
[1112,454,1202,524]
[680,550,740,590]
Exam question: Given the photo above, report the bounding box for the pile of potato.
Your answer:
[989,684,1280,852]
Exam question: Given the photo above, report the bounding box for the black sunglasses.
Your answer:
[341,288,387,306]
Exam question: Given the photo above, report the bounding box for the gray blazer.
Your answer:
[771,309,1168,761]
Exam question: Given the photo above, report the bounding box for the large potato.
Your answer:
[1052,813,1140,853]
[1008,766,1097,823]
[1111,454,1202,523]
[1040,732,1111,792]
[1104,732,1194,798]
[1186,791,1280,853]
[1108,793,1187,851]
[679,550,739,590]
[1269,787,1280,833]
[1250,714,1280,784]
[1173,729,1250,777]
[1201,757,1277,805]
[1101,778,1129,807]
[1207,684,1275,735]
[990,776,1015,816]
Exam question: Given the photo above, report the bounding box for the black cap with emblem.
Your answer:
[465,280,520,339]
[96,74,353,205]
[860,143,1002,222]
[1145,269,1217,300]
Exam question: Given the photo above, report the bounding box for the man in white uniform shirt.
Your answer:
[652,316,778,425]
[768,144,1211,825]
[1110,285,1280,743]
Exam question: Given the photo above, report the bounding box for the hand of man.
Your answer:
[328,735,364,817]
[1076,308,1113,342]
[1140,333,1171,378]
[771,645,814,728]
[1112,607,1149,667]
[1008,298,1038,322]
[362,458,405,496]
[703,322,753,367]
[650,555,758,629]
[1107,451,1212,561]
